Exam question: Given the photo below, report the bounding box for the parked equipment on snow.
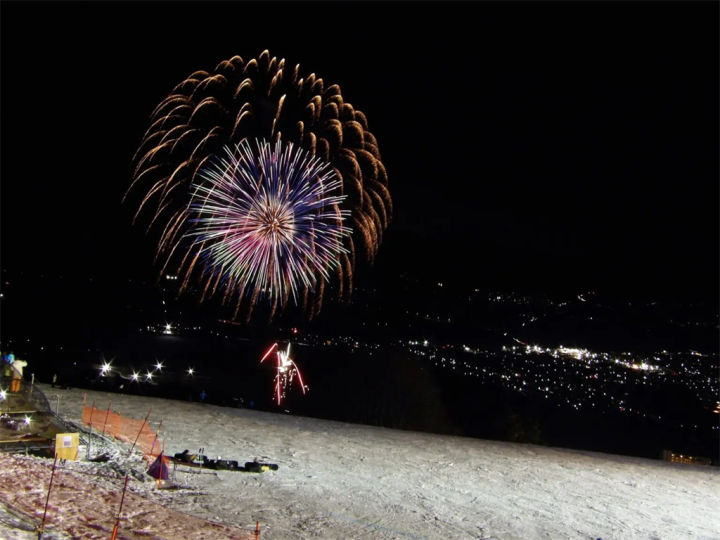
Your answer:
[171,449,278,473]
[244,461,279,473]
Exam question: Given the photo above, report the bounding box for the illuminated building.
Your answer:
[661,450,712,466]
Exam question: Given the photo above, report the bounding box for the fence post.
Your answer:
[129,409,152,457]
[255,521,260,539]
[87,401,96,459]
[110,475,130,540]
[38,454,58,539]
[149,419,163,458]
[114,411,120,438]
[55,395,60,416]
[102,401,111,437]
[88,400,96,427]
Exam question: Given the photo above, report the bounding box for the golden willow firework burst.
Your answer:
[127,50,392,320]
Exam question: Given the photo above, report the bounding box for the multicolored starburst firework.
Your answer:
[184,139,351,313]
[260,342,307,405]
[126,50,392,321]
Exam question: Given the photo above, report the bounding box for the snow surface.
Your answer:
[0,451,257,539]
[13,384,720,539]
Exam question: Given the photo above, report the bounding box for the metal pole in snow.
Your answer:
[87,400,96,459]
[110,475,130,540]
[38,454,58,539]
[149,419,163,458]
[102,401,112,437]
[88,400,96,426]
[129,409,152,457]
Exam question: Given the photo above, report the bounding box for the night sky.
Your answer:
[2,4,718,302]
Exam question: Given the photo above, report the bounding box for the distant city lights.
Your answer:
[2,281,715,439]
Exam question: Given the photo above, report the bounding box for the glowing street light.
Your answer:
[155,361,164,371]
[131,372,139,381]
[187,368,194,376]
[145,372,153,381]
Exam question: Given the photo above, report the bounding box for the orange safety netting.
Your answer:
[82,394,164,458]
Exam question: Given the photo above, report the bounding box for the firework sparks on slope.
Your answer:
[185,139,351,310]
[260,342,307,405]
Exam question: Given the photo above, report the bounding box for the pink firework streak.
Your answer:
[260,343,307,405]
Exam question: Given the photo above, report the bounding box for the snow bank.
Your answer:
[34,384,720,539]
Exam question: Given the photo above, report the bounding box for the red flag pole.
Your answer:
[255,521,260,539]
[110,475,130,540]
[101,401,112,437]
[129,409,152,457]
[38,454,59,539]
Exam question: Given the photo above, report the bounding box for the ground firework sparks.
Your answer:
[186,139,351,306]
[260,342,307,405]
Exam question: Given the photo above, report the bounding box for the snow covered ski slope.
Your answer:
[34,385,720,539]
